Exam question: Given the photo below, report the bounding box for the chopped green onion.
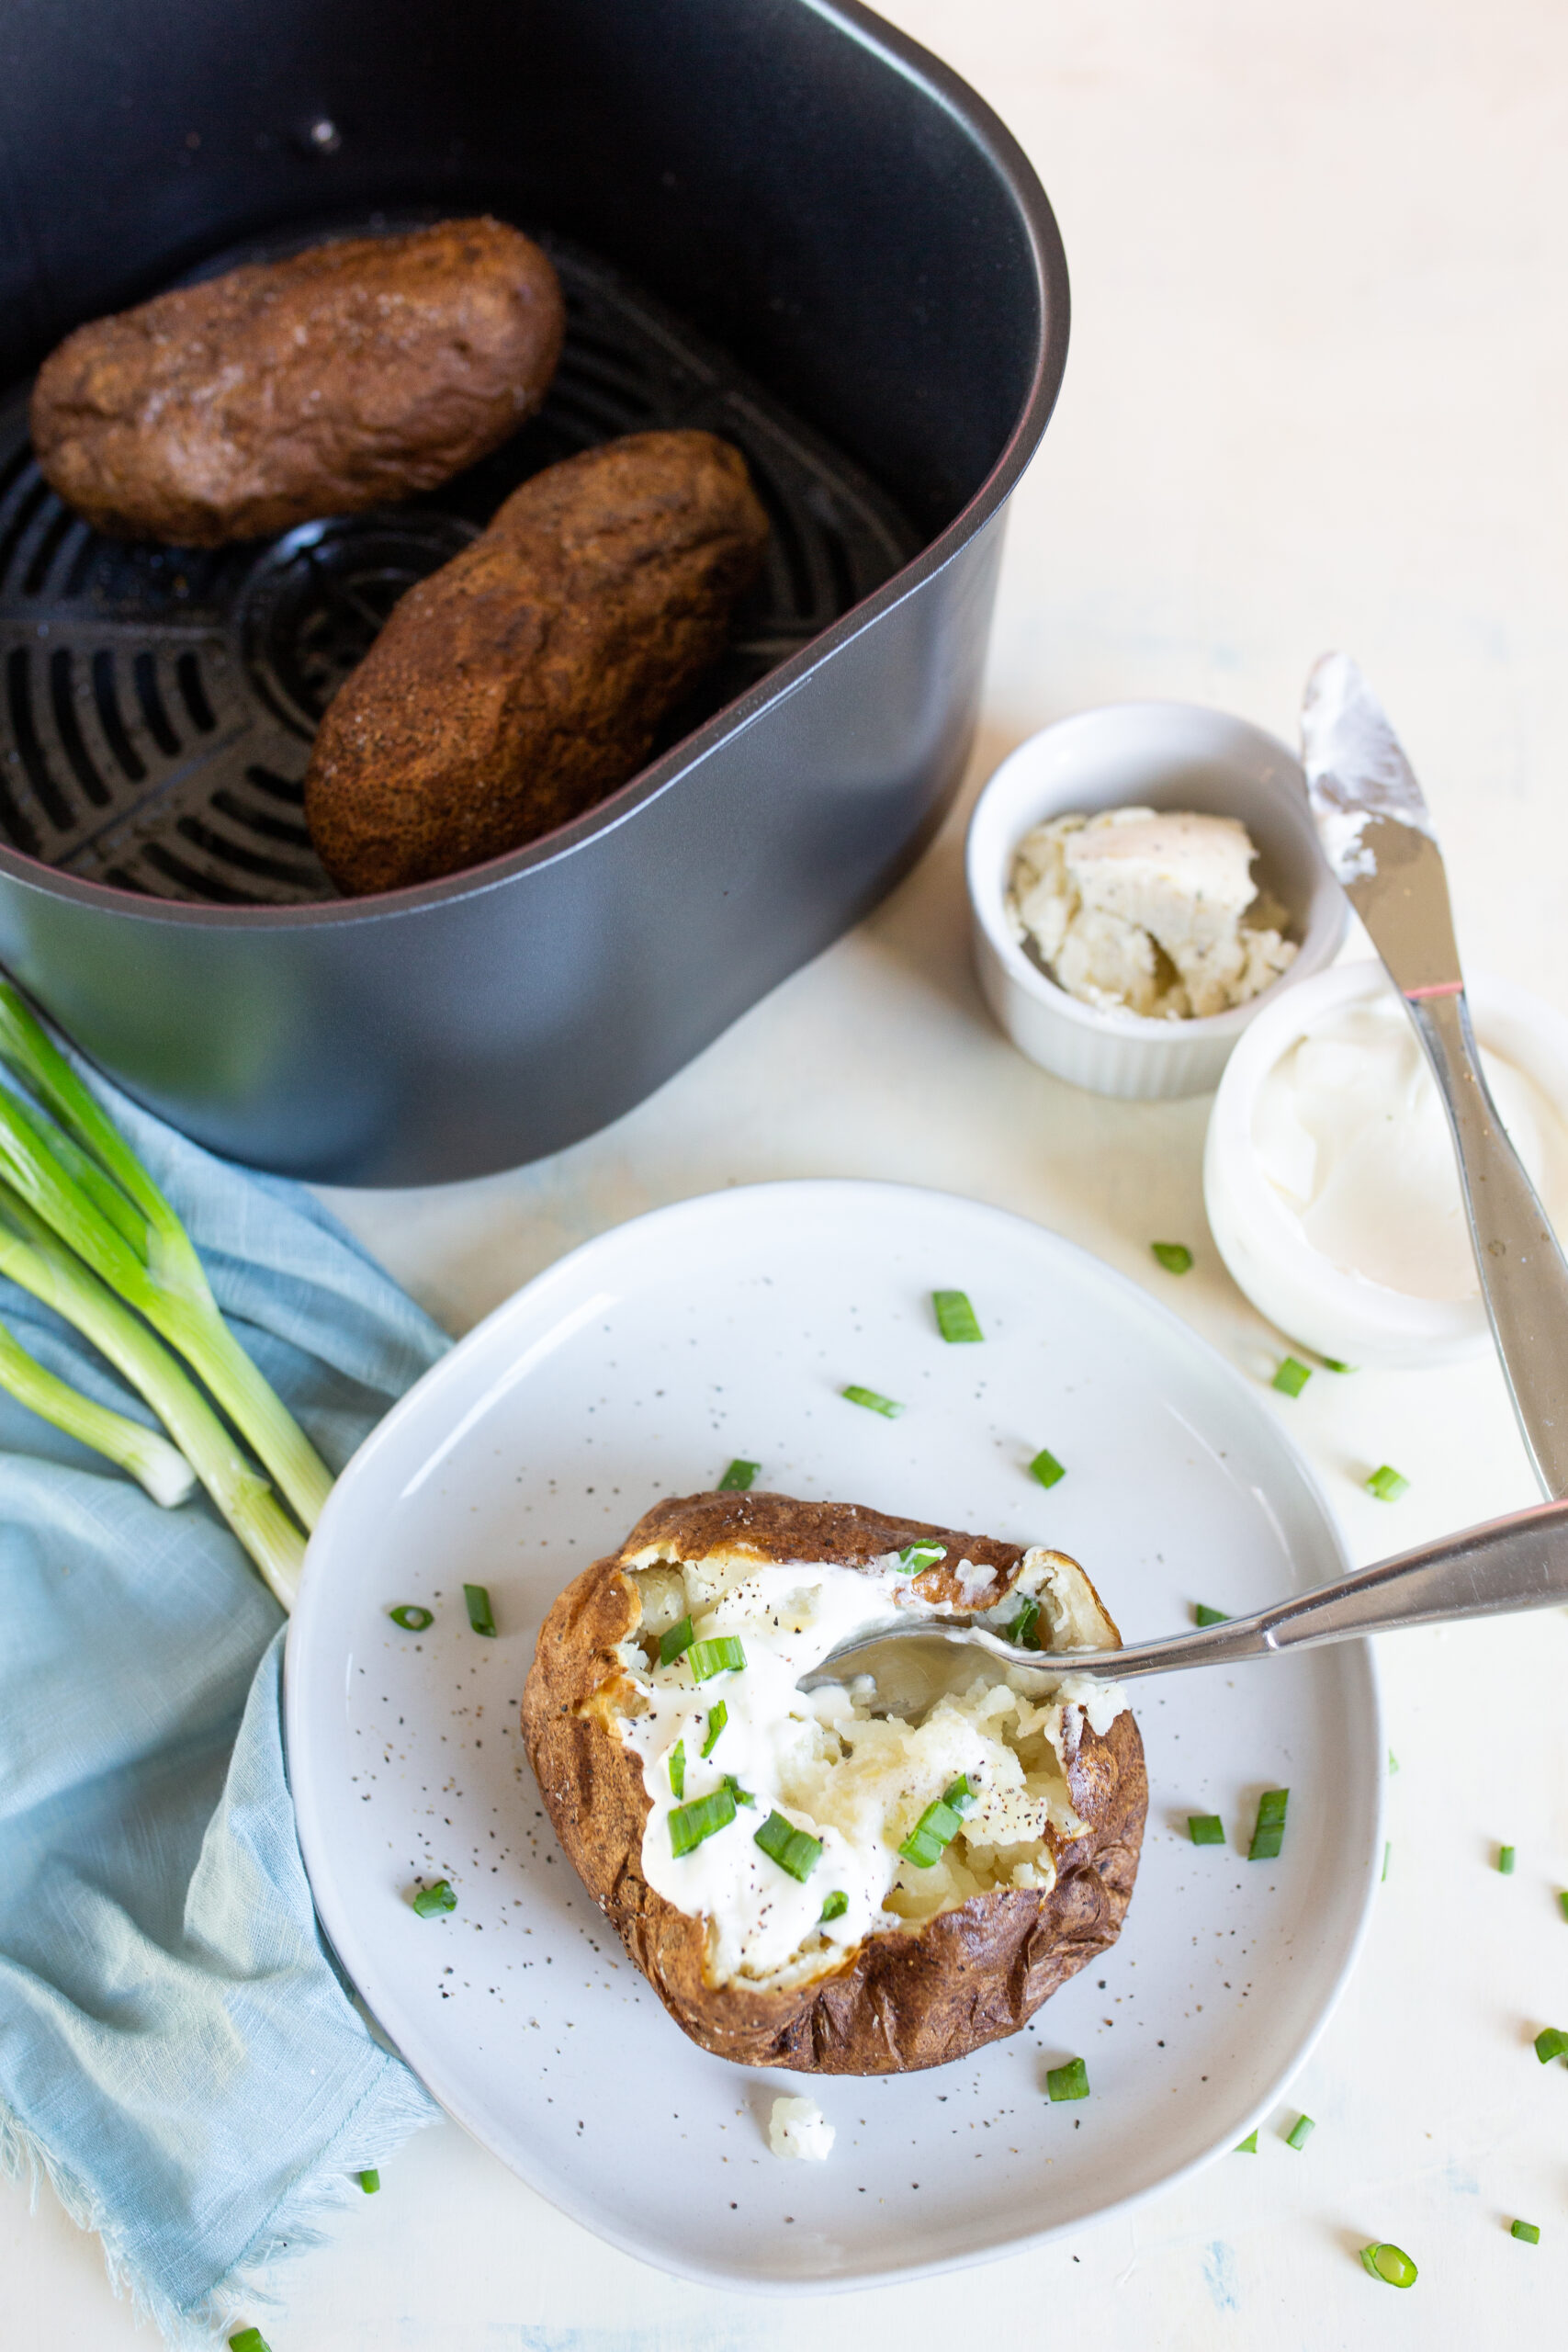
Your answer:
[1028,1446,1066,1490]
[463,1582,496,1637]
[229,2332,274,2352]
[1151,1242,1193,1274]
[819,1890,848,1923]
[1235,2131,1258,2154]
[1004,1594,1042,1649]
[389,1604,433,1632]
[722,1772,755,1807]
[670,1785,737,1857]
[659,1615,694,1666]
[755,1809,824,1882]
[701,1702,728,1757]
[893,1541,947,1574]
[1559,1890,1568,1923]
[689,1635,746,1680]
[1511,2221,1541,2245]
[932,1289,984,1343]
[1286,2113,1315,2151]
[1498,1844,1516,1874]
[1323,1358,1355,1374]
[717,1458,759,1491]
[1194,1602,1229,1627]
[359,2168,380,2193]
[1359,2243,1417,2288]
[1189,1815,1224,1846]
[1248,1788,1289,1861]
[1533,2026,1568,2064]
[412,1879,456,1917]
[1272,1357,1312,1397]
[1046,2057,1089,2101]
[1366,1464,1409,1501]
[943,1776,976,1815]
[1382,1842,1391,1882]
[0,982,333,1532]
[842,1384,904,1419]
[1388,1750,1399,1773]
[0,1311,197,1505]
[898,1795,965,1868]
[668,1740,685,1799]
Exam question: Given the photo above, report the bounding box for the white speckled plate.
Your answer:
[285,1181,1382,2290]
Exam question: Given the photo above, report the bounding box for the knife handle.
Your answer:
[1407,987,1568,1498]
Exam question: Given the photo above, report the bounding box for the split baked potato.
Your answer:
[522,1490,1145,2075]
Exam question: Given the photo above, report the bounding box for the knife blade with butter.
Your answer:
[1302,651,1568,1498]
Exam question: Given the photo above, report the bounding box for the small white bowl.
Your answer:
[1204,959,1568,1368]
[965,702,1348,1099]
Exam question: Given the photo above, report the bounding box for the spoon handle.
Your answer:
[1406,987,1568,1500]
[1069,1496,1568,1679]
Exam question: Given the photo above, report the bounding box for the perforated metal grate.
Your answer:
[0,221,918,904]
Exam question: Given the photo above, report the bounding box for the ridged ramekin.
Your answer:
[965,703,1348,1100]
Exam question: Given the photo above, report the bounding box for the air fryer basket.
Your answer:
[0,0,1068,1182]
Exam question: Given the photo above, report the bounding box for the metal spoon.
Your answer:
[798,1497,1568,1704]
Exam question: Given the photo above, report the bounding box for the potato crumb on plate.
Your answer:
[768,2096,835,2161]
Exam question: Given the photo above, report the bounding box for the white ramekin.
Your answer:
[1204,959,1568,1368]
[965,702,1348,1100]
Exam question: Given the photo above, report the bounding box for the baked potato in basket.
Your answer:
[522,1490,1145,2075]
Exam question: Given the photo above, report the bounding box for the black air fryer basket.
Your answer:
[0,0,1067,1182]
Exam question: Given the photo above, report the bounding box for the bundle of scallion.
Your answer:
[0,983,333,1606]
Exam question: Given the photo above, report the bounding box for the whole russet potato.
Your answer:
[303,430,771,895]
[28,218,564,546]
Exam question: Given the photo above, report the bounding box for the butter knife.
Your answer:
[1301,651,1568,1498]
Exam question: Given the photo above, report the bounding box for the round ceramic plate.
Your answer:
[286,1181,1382,2290]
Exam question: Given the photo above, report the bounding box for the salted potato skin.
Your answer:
[522,1491,1147,2075]
[302,429,770,895]
[29,218,564,546]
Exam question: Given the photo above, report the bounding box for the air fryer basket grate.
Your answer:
[0,219,919,906]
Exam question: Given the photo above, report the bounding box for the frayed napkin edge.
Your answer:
[3,2064,443,2347]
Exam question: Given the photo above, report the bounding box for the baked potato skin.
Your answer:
[29,218,564,546]
[522,1491,1147,2076]
[302,430,770,896]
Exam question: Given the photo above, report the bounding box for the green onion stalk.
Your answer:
[0,1176,306,1607]
[0,984,331,1531]
[0,1311,197,1508]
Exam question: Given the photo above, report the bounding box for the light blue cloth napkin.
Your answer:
[0,1062,450,2344]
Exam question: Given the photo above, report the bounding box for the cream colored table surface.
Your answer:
[13,1,1568,2344]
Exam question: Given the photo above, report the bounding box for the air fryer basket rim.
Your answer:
[0,0,1068,934]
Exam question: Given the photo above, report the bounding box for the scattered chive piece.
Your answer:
[412,1880,456,1917]
[668,1740,685,1800]
[463,1582,496,1637]
[359,2168,380,2193]
[1359,2243,1417,2289]
[1151,1242,1193,1274]
[1028,1447,1066,1490]
[1046,2057,1089,2102]
[389,1604,433,1632]
[898,1794,966,1869]
[1189,1815,1224,1847]
[1559,1891,1568,1924]
[1272,1356,1312,1397]
[1323,1357,1355,1374]
[1248,1788,1289,1862]
[842,1384,904,1419]
[755,1810,824,1883]
[1366,1464,1409,1502]
[1004,1594,1042,1650]
[701,1702,728,1758]
[689,1634,746,1680]
[659,1615,694,1667]
[1285,2113,1315,2151]
[1498,1844,1516,1874]
[722,1772,755,1808]
[1235,2131,1258,2154]
[1382,1842,1391,1883]
[1511,2221,1541,2245]
[893,1541,948,1574]
[1388,1751,1399,1774]
[669,1785,737,1857]
[932,1289,984,1343]
[229,2333,274,2352]
[1194,1602,1229,1627]
[943,1776,976,1815]
[717,1458,759,1491]
[819,1890,849,1922]
[1533,2026,1568,2064]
